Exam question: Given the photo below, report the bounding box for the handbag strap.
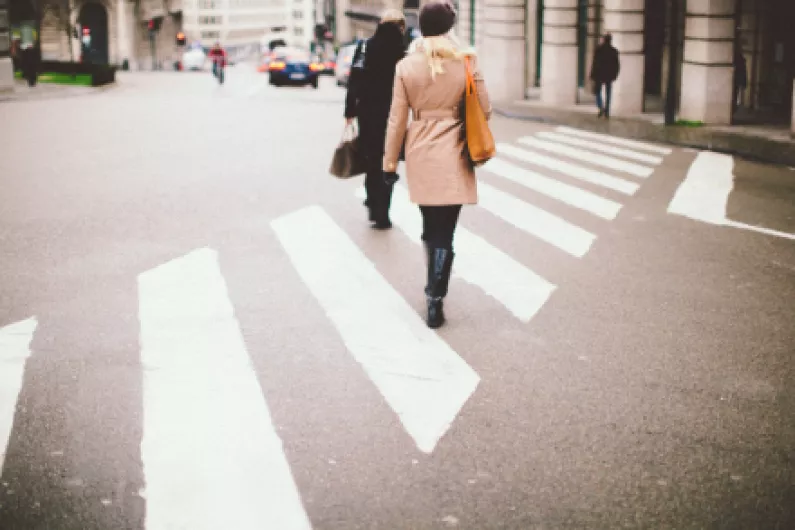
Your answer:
[341,122,357,142]
[464,57,475,96]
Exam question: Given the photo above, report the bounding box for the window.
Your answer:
[294,27,303,36]
[293,10,303,19]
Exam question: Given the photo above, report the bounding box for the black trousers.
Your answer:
[420,205,462,250]
[365,170,393,222]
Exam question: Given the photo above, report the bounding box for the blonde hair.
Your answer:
[414,31,475,80]
[381,8,406,26]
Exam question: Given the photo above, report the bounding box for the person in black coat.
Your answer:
[344,10,407,229]
[590,33,620,118]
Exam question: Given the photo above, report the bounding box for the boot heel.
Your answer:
[427,297,445,329]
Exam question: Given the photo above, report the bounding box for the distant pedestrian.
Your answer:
[21,43,39,87]
[208,42,228,83]
[382,1,492,328]
[590,33,620,118]
[733,47,747,111]
[344,9,407,230]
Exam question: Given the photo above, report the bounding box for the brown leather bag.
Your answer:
[464,57,495,166]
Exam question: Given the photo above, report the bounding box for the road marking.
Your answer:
[668,151,795,240]
[535,131,664,165]
[482,157,622,220]
[272,206,479,453]
[477,181,596,258]
[356,187,557,322]
[497,143,640,195]
[518,137,654,178]
[137,248,312,530]
[555,126,673,155]
[0,317,37,473]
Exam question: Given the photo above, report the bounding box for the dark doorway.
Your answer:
[644,0,666,96]
[79,2,108,64]
[576,0,587,87]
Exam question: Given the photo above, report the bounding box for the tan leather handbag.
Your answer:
[464,57,495,166]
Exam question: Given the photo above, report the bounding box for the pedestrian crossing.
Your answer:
[0,125,674,528]
[138,248,312,530]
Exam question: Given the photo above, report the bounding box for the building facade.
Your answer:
[26,0,185,70]
[463,0,794,127]
[182,0,288,56]
[328,0,793,129]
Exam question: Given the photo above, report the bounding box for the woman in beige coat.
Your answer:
[382,1,492,329]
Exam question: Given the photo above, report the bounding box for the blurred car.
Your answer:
[320,56,336,76]
[182,47,206,71]
[268,48,323,88]
[334,43,357,87]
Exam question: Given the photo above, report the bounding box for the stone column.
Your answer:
[603,0,644,115]
[480,0,526,102]
[540,0,578,106]
[679,0,736,124]
[335,0,352,44]
[117,0,135,68]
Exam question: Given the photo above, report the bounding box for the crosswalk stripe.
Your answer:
[272,206,480,454]
[356,187,557,322]
[0,318,37,474]
[137,248,312,530]
[536,131,664,165]
[497,143,640,195]
[555,126,673,155]
[518,136,654,178]
[477,181,596,258]
[482,157,622,220]
[668,151,795,240]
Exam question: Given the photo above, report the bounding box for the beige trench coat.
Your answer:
[382,51,492,206]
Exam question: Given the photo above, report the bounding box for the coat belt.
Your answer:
[413,109,460,120]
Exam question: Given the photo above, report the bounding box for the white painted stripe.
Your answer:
[497,143,639,195]
[0,318,37,474]
[518,136,654,178]
[668,151,795,240]
[726,220,795,240]
[536,131,664,165]
[138,248,312,530]
[272,206,479,453]
[667,151,734,224]
[555,126,673,155]
[356,187,557,322]
[482,157,622,220]
[477,181,596,258]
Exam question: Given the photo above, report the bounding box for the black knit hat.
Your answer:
[419,1,456,37]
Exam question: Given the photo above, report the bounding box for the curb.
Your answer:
[0,81,118,104]
[494,107,795,168]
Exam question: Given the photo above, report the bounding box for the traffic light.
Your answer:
[148,19,155,31]
[176,32,186,46]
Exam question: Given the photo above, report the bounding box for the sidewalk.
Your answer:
[494,98,795,167]
[0,79,115,103]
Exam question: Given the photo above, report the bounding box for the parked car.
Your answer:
[334,43,357,87]
[182,47,206,71]
[268,48,323,88]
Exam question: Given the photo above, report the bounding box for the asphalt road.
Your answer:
[0,63,794,530]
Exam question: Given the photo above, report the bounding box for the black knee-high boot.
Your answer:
[425,246,454,329]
